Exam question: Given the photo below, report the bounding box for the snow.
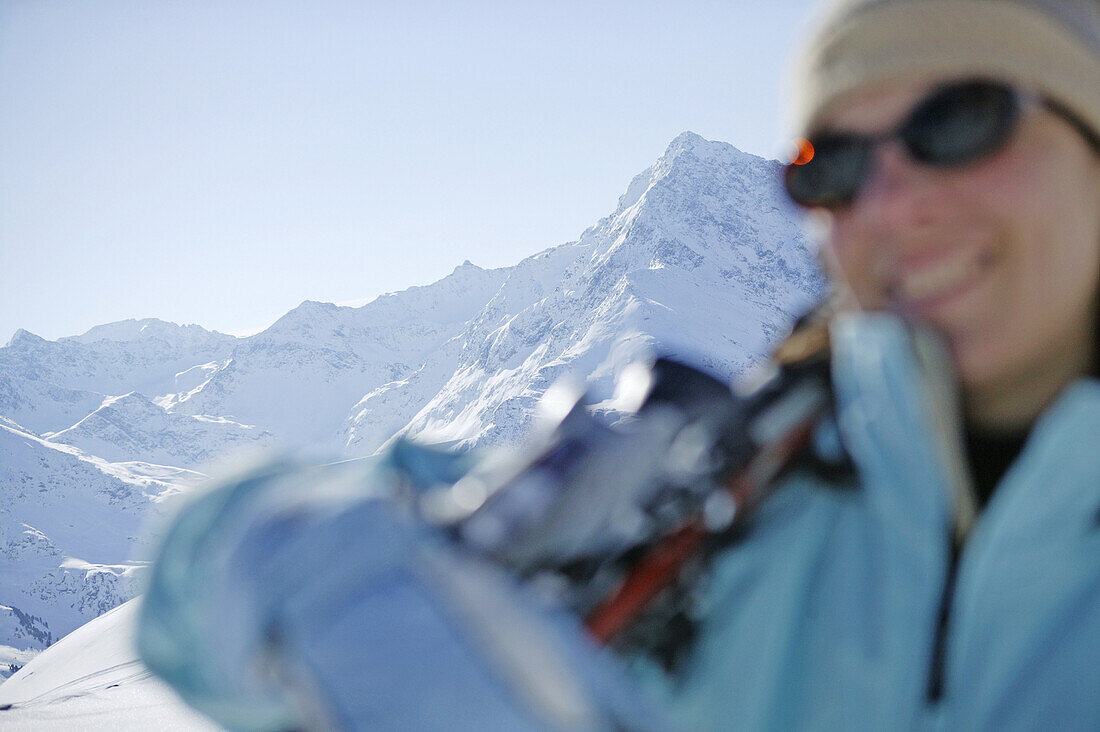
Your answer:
[47,391,274,469]
[64,319,221,346]
[0,376,105,438]
[161,263,511,447]
[0,644,38,682]
[0,320,237,411]
[0,420,187,651]
[0,600,220,730]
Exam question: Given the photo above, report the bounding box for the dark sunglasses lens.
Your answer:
[903,81,1019,166]
[784,135,870,208]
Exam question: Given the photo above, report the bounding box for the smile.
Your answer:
[888,246,994,311]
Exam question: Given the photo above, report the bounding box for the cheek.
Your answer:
[992,154,1100,311]
[824,220,883,308]
[987,118,1100,275]
[960,136,1100,382]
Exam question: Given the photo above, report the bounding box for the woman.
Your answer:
[667,0,1100,728]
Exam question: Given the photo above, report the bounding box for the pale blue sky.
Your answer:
[1,0,819,341]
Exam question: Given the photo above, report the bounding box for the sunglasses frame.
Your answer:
[783,79,1039,211]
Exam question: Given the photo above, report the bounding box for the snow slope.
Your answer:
[164,263,511,447]
[0,376,105,439]
[0,600,219,730]
[47,392,273,469]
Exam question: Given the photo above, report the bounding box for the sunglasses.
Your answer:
[783,79,1028,210]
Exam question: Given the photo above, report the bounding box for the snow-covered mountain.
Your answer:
[0,133,822,683]
[47,392,274,469]
[355,132,822,453]
[0,416,195,658]
[163,262,510,447]
[1,319,238,399]
[0,375,105,440]
[0,321,238,436]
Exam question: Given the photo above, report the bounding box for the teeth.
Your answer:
[897,252,981,302]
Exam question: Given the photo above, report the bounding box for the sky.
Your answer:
[0,0,820,342]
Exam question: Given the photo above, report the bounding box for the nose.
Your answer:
[853,140,939,230]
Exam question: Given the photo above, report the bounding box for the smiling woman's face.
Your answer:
[816,78,1100,428]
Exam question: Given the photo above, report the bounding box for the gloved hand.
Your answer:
[137,455,675,732]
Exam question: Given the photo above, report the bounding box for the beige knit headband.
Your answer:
[790,0,1100,139]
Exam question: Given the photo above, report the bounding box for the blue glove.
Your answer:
[137,456,675,732]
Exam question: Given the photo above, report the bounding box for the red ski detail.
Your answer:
[586,522,705,644]
[585,417,818,644]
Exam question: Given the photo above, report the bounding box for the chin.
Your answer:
[943,331,1012,393]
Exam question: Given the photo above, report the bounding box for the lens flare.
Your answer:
[790,138,815,166]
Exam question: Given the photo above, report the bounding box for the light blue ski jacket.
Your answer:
[663,314,1100,731]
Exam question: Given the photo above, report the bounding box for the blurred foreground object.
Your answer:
[136,305,840,731]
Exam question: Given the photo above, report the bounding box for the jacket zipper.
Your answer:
[910,326,976,702]
[926,539,960,702]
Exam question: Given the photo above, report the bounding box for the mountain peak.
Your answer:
[259,300,340,337]
[295,300,337,311]
[6,329,45,348]
[64,318,223,345]
[614,134,764,215]
[665,130,707,152]
[452,260,482,274]
[660,131,759,167]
